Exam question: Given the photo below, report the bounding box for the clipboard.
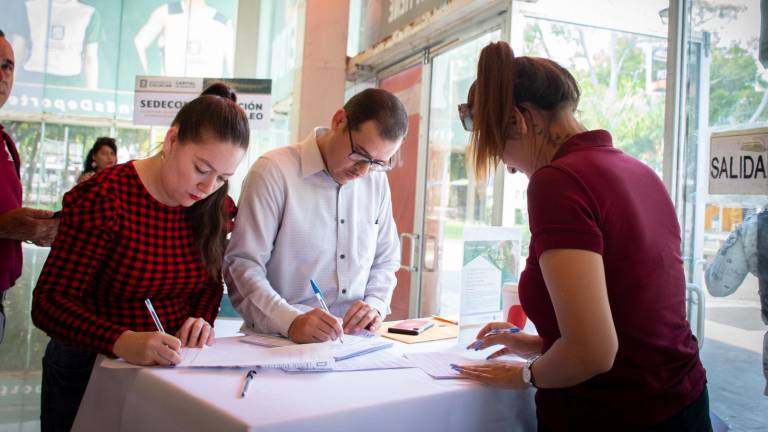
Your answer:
[378,317,458,343]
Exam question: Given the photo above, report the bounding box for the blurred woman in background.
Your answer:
[77,137,117,184]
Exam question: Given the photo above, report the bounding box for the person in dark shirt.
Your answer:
[453,41,710,431]
[31,82,249,431]
[0,30,58,345]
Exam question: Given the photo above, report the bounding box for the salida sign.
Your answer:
[709,128,768,195]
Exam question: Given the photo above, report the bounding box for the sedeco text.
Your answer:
[139,99,185,109]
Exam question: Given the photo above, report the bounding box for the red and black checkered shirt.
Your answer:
[32,162,223,356]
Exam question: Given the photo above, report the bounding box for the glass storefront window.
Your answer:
[423,31,500,317]
[505,0,670,257]
[681,2,768,428]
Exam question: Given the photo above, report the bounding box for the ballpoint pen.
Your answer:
[144,298,166,333]
[240,369,257,398]
[309,279,344,344]
[467,327,520,350]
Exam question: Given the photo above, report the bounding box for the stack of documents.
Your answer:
[100,337,335,370]
[241,331,416,372]
[241,330,394,362]
[177,337,332,370]
[404,349,527,379]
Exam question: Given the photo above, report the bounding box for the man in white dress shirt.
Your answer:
[224,88,407,343]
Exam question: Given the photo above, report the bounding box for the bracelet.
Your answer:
[529,355,540,388]
[522,355,541,388]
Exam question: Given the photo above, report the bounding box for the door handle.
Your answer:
[422,234,439,272]
[399,232,420,272]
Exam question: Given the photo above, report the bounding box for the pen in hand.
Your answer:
[145,298,181,367]
[467,327,520,350]
[144,298,166,334]
[240,369,257,398]
[309,279,344,344]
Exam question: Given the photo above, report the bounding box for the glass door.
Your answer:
[418,30,502,318]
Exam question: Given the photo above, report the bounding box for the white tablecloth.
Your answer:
[73,320,536,432]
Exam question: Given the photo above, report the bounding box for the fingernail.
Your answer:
[449,364,464,372]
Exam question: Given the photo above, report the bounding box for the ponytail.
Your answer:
[468,41,580,181]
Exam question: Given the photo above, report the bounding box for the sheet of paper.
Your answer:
[404,350,525,379]
[332,349,413,371]
[180,336,334,369]
[282,349,414,372]
[331,332,393,361]
[241,331,393,361]
[240,333,295,347]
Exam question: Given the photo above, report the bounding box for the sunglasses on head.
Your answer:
[457,103,473,132]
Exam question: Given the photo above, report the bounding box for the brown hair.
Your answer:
[469,41,580,178]
[172,84,249,282]
[344,88,408,141]
[83,137,117,173]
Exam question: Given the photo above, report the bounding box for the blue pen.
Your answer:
[468,327,520,350]
[309,279,344,344]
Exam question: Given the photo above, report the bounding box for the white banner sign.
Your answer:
[709,128,768,195]
[133,76,272,129]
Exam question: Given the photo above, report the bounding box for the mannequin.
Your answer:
[134,0,234,78]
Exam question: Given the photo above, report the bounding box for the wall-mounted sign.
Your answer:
[133,76,271,129]
[709,128,768,195]
[378,0,449,43]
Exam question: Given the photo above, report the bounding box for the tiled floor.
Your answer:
[1,245,766,431]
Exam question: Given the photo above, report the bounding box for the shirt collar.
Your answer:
[552,129,613,161]
[300,127,331,178]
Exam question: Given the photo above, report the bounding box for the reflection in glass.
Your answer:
[421,31,500,317]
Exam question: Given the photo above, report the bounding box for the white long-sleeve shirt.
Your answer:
[224,128,400,335]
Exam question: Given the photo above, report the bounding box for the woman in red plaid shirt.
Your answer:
[31,83,250,431]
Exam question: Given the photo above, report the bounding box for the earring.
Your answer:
[160,150,165,160]
[91,161,97,168]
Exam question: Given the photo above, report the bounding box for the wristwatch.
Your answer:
[522,356,540,388]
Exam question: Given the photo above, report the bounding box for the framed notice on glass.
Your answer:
[458,227,522,345]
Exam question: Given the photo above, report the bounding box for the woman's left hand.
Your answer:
[454,361,528,389]
[175,317,215,348]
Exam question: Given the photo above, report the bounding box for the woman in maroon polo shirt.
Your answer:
[454,41,710,431]
[31,83,249,431]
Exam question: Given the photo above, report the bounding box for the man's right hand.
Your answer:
[0,207,59,245]
[287,308,343,343]
[113,330,183,366]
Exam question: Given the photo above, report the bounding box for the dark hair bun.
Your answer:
[201,82,237,102]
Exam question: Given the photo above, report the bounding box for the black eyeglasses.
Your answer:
[346,119,393,172]
[457,103,473,132]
